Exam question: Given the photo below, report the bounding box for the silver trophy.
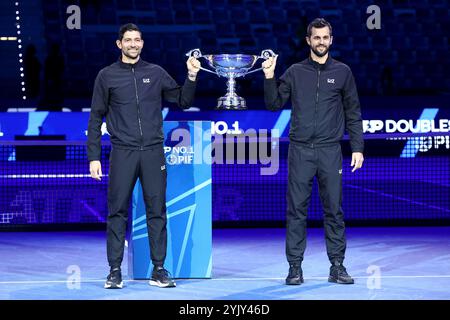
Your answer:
[186,48,277,110]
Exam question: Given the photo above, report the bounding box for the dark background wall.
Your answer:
[1,0,449,111]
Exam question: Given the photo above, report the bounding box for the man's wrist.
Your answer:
[188,71,197,81]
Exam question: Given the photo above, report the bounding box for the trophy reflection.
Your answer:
[186,48,276,110]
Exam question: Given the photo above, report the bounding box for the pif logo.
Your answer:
[164,146,194,165]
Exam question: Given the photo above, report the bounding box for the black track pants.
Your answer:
[106,145,167,269]
[286,143,347,265]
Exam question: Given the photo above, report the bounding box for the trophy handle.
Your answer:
[245,49,277,75]
[259,49,277,60]
[185,48,218,75]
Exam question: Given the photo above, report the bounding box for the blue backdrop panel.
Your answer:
[129,121,212,279]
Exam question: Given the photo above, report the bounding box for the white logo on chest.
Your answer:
[143,78,150,83]
[327,78,335,84]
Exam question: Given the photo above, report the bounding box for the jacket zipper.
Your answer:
[312,68,320,147]
[132,66,144,150]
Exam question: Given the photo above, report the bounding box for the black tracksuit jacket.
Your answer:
[87,58,196,161]
[264,55,364,153]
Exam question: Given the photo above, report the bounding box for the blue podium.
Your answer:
[129,121,212,279]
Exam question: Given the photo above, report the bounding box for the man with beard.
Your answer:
[263,18,364,285]
[87,23,201,289]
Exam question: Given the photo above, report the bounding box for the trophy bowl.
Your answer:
[208,54,257,77]
[186,49,276,110]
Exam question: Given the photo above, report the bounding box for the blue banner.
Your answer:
[129,121,212,279]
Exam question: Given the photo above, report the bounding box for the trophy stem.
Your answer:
[216,74,247,110]
[227,75,236,97]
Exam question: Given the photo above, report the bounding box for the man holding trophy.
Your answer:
[263,18,364,285]
[87,23,201,289]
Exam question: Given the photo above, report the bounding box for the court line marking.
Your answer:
[345,183,450,213]
[1,275,450,285]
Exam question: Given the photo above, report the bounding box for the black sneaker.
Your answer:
[285,264,304,285]
[149,266,176,288]
[328,262,354,284]
[104,267,123,289]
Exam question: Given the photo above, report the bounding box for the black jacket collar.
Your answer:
[308,54,333,70]
[117,56,146,69]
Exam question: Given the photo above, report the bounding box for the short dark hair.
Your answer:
[118,23,142,41]
[307,18,332,37]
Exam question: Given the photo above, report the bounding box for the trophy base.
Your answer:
[216,95,247,110]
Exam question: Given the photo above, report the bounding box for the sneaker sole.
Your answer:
[328,277,354,284]
[104,281,123,289]
[149,280,176,288]
[285,278,304,285]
